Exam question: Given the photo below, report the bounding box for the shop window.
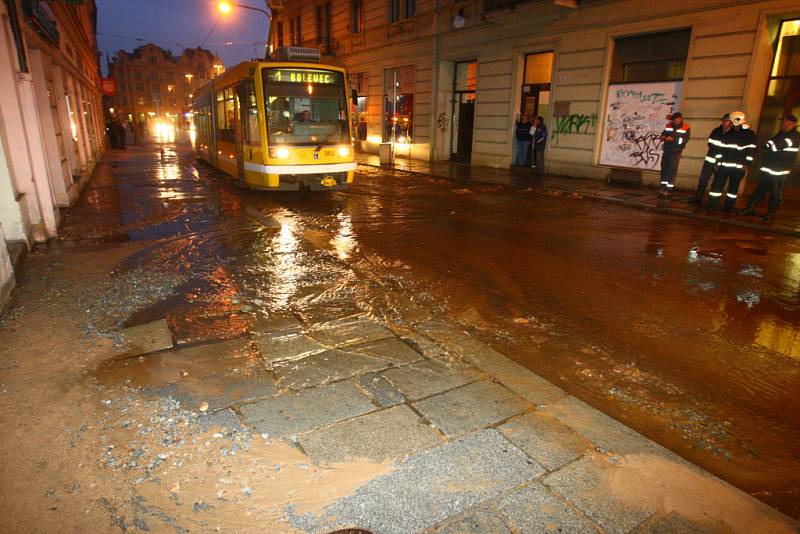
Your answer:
[351,0,364,33]
[610,29,691,83]
[383,66,414,142]
[349,72,368,140]
[389,0,415,22]
[759,19,800,145]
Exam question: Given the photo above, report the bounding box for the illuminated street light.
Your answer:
[217,1,271,59]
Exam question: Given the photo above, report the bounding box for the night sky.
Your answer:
[96,0,271,74]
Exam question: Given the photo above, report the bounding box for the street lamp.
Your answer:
[217,1,271,59]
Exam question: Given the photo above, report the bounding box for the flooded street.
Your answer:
[6,138,799,528]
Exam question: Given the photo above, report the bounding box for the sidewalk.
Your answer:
[0,145,797,532]
[356,153,800,238]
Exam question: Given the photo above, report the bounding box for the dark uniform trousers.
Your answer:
[747,171,787,212]
[693,160,716,197]
[660,151,682,188]
[709,167,744,211]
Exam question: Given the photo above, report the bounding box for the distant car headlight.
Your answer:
[338,146,351,157]
[270,147,290,159]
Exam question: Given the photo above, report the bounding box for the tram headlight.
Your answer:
[270,147,290,159]
[338,146,351,157]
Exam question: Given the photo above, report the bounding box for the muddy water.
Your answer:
[61,142,800,518]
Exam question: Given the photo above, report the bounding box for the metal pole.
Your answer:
[392,70,397,161]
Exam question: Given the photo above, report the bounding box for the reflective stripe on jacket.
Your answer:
[661,122,691,153]
[761,127,800,176]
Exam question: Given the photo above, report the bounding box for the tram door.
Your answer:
[236,82,248,182]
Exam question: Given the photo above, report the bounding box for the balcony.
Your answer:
[483,0,577,13]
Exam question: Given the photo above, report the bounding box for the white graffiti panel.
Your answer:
[599,82,682,170]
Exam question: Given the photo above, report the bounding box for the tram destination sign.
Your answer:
[267,70,338,84]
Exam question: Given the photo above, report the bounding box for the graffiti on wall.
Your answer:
[599,81,682,170]
[552,113,597,142]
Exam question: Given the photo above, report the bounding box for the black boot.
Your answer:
[763,210,777,221]
[736,206,756,216]
[706,199,719,212]
[688,194,702,205]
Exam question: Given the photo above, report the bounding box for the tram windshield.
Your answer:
[263,68,349,147]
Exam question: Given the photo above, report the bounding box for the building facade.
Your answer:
[107,44,224,130]
[272,0,800,189]
[0,0,104,310]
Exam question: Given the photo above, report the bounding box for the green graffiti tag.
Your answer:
[552,113,597,142]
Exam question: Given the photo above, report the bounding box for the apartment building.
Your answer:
[271,0,800,189]
[108,44,224,128]
[1,0,104,309]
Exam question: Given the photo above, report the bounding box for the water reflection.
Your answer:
[331,211,356,260]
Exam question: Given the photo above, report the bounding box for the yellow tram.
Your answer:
[192,49,356,191]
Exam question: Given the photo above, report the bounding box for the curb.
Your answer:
[356,160,800,239]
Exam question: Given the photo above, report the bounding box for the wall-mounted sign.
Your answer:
[100,78,117,96]
[553,101,570,118]
[266,69,338,84]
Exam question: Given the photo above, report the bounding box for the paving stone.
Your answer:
[118,319,173,356]
[496,481,600,533]
[298,405,441,464]
[310,316,396,347]
[273,349,390,390]
[543,454,656,534]
[382,360,480,400]
[251,312,303,335]
[238,381,375,437]
[399,332,451,360]
[348,337,424,366]
[541,396,670,456]
[255,332,326,363]
[635,512,716,534]
[413,381,529,437]
[499,412,592,471]
[357,372,406,407]
[431,507,512,533]
[294,430,544,534]
[416,322,566,405]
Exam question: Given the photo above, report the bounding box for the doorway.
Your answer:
[520,52,553,122]
[451,61,476,163]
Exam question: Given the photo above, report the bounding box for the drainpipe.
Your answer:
[430,0,440,161]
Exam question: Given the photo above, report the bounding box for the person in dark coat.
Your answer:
[530,116,548,174]
[706,111,757,213]
[688,114,732,205]
[106,119,119,149]
[658,112,691,197]
[737,114,800,220]
[514,113,533,166]
[113,119,126,149]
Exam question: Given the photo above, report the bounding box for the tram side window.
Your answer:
[216,87,235,142]
[242,81,261,145]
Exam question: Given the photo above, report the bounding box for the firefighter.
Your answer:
[706,111,757,213]
[737,114,800,220]
[688,114,732,205]
[658,112,690,197]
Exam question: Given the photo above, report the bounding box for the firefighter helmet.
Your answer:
[729,111,746,127]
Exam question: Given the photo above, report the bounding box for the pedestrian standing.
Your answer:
[706,111,757,213]
[514,113,533,166]
[106,119,119,149]
[688,114,732,205]
[658,112,691,197]
[114,119,126,149]
[530,116,548,174]
[737,114,800,220]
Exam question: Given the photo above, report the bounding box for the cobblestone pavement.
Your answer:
[0,141,797,532]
